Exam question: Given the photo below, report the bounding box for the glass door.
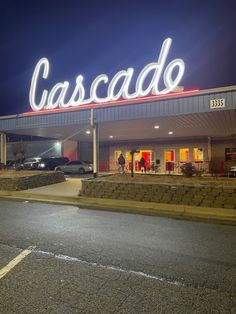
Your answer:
[165,150,175,172]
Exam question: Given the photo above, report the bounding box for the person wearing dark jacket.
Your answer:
[118,153,125,173]
[139,156,146,173]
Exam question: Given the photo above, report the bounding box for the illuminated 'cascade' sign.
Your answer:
[29,38,185,111]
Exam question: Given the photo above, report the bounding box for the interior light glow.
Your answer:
[55,141,61,147]
[154,125,160,129]
[29,38,186,112]
[86,130,91,134]
[109,135,113,138]
[168,131,173,135]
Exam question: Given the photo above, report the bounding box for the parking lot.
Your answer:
[0,200,236,313]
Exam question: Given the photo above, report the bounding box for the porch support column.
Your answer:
[207,136,212,162]
[0,133,7,165]
[90,109,99,178]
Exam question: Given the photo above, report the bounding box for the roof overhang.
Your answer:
[0,85,236,142]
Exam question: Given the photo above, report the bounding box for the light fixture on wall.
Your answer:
[86,130,91,135]
[109,135,113,139]
[168,131,173,135]
[154,125,160,129]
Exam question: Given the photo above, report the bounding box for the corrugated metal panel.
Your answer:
[0,90,235,132]
[0,109,91,131]
[94,90,235,123]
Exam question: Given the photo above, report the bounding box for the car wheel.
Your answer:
[78,168,85,174]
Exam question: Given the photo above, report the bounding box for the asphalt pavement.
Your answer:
[0,200,235,313]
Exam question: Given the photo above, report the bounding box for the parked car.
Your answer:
[228,165,236,177]
[6,160,17,169]
[37,157,69,170]
[22,157,42,170]
[6,159,25,170]
[55,160,93,174]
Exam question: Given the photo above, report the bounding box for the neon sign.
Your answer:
[29,38,185,111]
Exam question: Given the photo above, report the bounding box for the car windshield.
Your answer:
[40,158,52,163]
[67,161,81,165]
[81,160,92,164]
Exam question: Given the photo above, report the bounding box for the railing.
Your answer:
[99,160,235,175]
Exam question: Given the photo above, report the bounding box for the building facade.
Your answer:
[0,85,236,174]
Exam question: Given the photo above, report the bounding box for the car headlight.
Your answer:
[39,163,45,168]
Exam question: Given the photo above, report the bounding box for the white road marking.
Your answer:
[33,249,183,286]
[0,247,33,280]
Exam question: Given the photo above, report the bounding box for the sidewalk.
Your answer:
[0,178,235,225]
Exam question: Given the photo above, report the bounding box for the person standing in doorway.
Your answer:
[139,156,146,173]
[118,153,126,174]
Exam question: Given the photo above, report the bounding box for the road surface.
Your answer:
[0,200,235,313]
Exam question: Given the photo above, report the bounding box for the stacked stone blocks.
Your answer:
[80,180,236,209]
[0,172,65,191]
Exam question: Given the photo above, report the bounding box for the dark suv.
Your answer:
[37,157,69,170]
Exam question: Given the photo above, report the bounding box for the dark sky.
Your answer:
[1,0,236,115]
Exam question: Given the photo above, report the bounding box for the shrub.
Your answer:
[180,162,198,177]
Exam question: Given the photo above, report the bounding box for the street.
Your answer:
[0,200,235,313]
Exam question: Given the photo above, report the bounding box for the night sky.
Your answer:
[1,0,236,115]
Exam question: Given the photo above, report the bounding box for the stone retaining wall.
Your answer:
[0,172,65,191]
[80,180,236,209]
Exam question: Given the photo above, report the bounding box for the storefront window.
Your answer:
[165,150,174,162]
[165,150,175,171]
[193,148,204,161]
[125,151,132,163]
[179,148,189,162]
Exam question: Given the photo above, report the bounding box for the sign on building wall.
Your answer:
[210,98,225,109]
[29,38,185,112]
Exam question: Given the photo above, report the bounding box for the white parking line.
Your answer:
[33,249,184,286]
[0,247,33,280]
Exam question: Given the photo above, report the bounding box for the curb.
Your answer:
[0,191,236,225]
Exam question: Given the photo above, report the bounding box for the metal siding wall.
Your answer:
[0,90,236,131]
[0,110,91,131]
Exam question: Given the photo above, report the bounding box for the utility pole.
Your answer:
[90,109,99,178]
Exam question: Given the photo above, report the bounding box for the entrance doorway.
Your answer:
[165,149,175,172]
[135,150,153,171]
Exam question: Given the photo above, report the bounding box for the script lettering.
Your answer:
[29,38,185,111]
